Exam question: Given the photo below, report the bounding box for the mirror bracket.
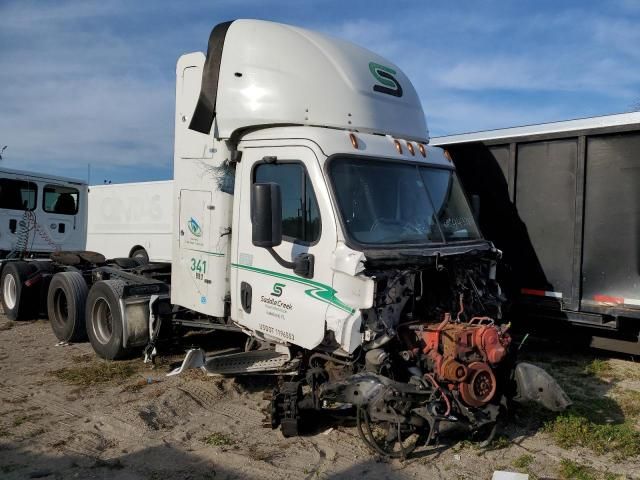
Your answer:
[266,249,314,279]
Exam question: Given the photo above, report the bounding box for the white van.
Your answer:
[0,167,87,258]
[86,180,173,262]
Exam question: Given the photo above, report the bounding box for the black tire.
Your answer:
[34,262,56,317]
[130,247,149,264]
[1,262,37,320]
[86,279,131,360]
[47,271,89,342]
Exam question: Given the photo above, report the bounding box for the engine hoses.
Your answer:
[424,373,451,418]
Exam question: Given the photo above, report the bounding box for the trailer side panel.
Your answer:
[582,132,640,309]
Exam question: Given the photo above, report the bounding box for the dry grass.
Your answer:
[614,388,640,418]
[558,459,622,480]
[12,413,42,427]
[121,378,153,393]
[50,360,140,386]
[0,320,15,331]
[545,415,640,457]
[486,435,511,450]
[512,454,534,469]
[202,432,235,447]
[584,358,640,382]
[518,354,640,459]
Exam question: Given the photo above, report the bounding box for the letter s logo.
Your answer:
[369,62,403,98]
[271,283,286,297]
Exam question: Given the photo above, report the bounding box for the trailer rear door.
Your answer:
[515,139,578,307]
[582,132,640,311]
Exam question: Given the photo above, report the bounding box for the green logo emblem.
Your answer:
[271,282,286,297]
[369,62,403,98]
[187,217,202,237]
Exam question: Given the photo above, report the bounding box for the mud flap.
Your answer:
[512,362,572,412]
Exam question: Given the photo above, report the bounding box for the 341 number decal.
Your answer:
[190,258,207,280]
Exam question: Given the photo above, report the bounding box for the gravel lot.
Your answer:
[0,313,638,479]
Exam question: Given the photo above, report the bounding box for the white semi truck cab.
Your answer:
[0,19,569,457]
[0,168,87,259]
[172,20,484,349]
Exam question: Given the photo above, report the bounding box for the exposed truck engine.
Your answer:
[266,253,570,457]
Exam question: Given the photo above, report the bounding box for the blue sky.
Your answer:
[1,0,639,184]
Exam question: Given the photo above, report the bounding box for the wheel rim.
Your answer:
[3,273,17,310]
[92,297,113,345]
[356,407,422,458]
[52,288,69,328]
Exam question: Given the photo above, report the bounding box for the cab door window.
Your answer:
[0,178,37,211]
[254,163,321,244]
[43,185,79,215]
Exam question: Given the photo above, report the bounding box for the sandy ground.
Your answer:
[1,314,639,480]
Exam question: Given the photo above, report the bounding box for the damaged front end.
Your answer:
[270,249,571,457]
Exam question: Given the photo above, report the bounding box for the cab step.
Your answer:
[169,347,297,376]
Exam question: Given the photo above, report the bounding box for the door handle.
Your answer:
[9,219,17,233]
[240,281,252,313]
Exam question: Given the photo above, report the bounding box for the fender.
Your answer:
[512,362,572,412]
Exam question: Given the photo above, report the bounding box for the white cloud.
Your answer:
[424,94,566,137]
[0,1,175,177]
[1,1,639,178]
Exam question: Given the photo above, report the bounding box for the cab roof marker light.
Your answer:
[394,139,403,154]
[406,142,415,156]
[418,143,426,157]
[444,149,453,163]
[349,133,359,149]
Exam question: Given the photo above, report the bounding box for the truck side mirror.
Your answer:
[251,182,283,247]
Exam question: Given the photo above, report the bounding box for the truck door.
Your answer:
[0,177,38,253]
[232,146,337,350]
[175,189,212,310]
[39,184,83,251]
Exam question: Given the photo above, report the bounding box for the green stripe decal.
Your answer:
[232,263,355,314]
[188,249,225,257]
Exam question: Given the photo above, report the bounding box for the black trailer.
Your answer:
[432,113,640,355]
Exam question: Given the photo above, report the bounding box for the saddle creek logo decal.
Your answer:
[232,263,355,315]
[369,62,403,98]
[187,217,202,237]
[261,282,293,313]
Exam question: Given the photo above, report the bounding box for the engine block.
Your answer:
[419,315,511,407]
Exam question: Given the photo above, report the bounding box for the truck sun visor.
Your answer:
[189,20,235,134]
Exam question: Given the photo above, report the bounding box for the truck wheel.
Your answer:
[47,272,89,343]
[130,247,149,264]
[1,262,37,320]
[86,280,131,360]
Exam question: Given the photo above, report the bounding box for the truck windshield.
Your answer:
[329,157,481,246]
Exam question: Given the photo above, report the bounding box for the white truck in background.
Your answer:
[86,181,173,262]
[0,19,568,457]
[0,167,87,258]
